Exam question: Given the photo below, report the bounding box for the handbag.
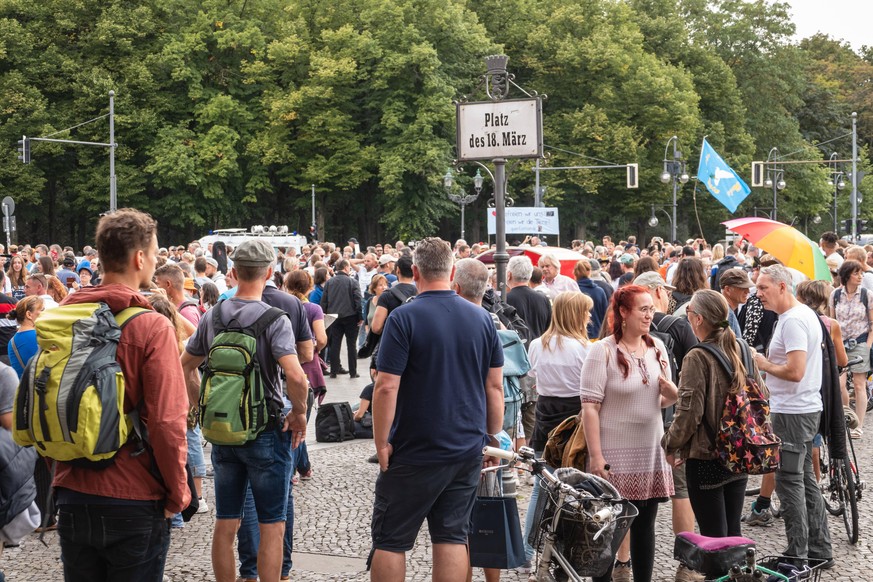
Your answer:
[468,471,526,570]
[357,329,379,358]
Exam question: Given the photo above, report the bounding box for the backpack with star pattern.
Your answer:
[695,339,781,475]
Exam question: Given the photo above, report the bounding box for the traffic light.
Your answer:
[844,218,853,232]
[626,163,638,189]
[16,136,30,164]
[859,219,869,233]
[309,224,317,240]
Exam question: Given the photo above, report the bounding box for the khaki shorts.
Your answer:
[845,341,871,374]
[671,463,688,500]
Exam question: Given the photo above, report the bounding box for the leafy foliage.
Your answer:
[0,0,869,246]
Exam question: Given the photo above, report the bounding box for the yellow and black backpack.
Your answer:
[12,302,147,466]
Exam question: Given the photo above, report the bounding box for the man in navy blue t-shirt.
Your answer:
[371,238,504,582]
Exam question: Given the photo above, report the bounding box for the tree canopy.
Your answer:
[0,0,869,246]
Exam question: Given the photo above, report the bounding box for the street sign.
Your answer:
[457,98,542,161]
[1,196,14,216]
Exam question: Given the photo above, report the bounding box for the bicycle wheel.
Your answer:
[837,458,859,544]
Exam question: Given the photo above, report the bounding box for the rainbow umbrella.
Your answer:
[722,217,832,282]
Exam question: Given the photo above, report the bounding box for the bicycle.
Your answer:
[674,532,828,581]
[819,355,866,544]
[482,445,636,581]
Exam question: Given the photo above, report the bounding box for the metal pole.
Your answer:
[772,176,777,221]
[311,183,316,227]
[2,205,9,252]
[534,158,541,207]
[460,202,465,241]
[834,183,839,234]
[671,176,678,243]
[852,112,858,240]
[494,158,508,298]
[109,91,116,213]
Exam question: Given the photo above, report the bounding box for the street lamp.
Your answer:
[443,168,485,241]
[765,147,786,220]
[661,136,689,243]
[648,204,674,234]
[827,152,846,233]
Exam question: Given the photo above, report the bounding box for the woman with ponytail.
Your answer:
[581,284,678,582]
[662,289,765,540]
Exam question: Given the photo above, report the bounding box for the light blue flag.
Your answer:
[697,138,751,213]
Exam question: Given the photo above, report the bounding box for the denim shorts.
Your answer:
[212,429,293,523]
[186,425,206,478]
[371,456,481,552]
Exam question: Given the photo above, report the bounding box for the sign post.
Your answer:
[2,196,14,252]
[455,55,543,297]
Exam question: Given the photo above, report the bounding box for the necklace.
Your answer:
[621,339,644,358]
[621,339,650,385]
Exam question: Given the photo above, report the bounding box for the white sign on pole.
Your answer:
[457,98,542,161]
[487,207,559,235]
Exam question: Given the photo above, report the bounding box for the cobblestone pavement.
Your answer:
[3,367,873,580]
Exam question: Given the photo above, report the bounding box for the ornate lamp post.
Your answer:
[764,147,786,221]
[443,168,483,241]
[647,204,674,235]
[659,136,689,243]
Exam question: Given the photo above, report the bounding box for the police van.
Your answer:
[198,225,308,252]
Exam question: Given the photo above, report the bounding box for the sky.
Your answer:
[787,0,870,51]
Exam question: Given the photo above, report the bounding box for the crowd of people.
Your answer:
[0,217,869,582]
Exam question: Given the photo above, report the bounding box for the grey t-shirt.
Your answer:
[0,362,17,415]
[186,298,297,412]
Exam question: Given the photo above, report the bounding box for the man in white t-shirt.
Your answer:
[753,264,832,565]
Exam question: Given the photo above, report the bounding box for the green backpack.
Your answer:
[199,302,286,446]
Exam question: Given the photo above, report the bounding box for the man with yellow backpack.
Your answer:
[13,209,191,582]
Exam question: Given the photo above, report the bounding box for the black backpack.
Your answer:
[315,402,356,442]
[481,288,533,346]
[650,315,680,428]
[649,315,680,383]
[710,256,740,292]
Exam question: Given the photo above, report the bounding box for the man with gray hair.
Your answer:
[506,255,551,339]
[452,258,490,304]
[371,238,505,582]
[752,264,833,566]
[537,253,579,299]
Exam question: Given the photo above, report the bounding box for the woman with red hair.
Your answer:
[581,284,679,582]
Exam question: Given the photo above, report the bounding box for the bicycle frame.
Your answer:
[535,484,585,582]
[483,446,624,581]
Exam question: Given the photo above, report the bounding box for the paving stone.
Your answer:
[3,355,872,580]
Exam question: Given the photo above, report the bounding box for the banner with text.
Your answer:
[487,207,559,235]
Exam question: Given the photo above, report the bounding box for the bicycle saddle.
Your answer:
[674,532,757,577]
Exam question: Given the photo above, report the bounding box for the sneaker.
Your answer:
[196,497,209,513]
[675,563,706,582]
[367,453,379,463]
[612,560,632,582]
[742,503,775,527]
[845,406,860,429]
[850,427,864,439]
[291,475,299,485]
[514,560,532,574]
[300,469,313,481]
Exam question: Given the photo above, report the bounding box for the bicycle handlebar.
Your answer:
[839,355,864,373]
[483,446,516,461]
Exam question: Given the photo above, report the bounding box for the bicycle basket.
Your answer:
[754,556,827,582]
[528,468,638,578]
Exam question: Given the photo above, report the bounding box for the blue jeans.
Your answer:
[238,482,295,579]
[522,450,547,562]
[57,502,170,582]
[212,429,293,522]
